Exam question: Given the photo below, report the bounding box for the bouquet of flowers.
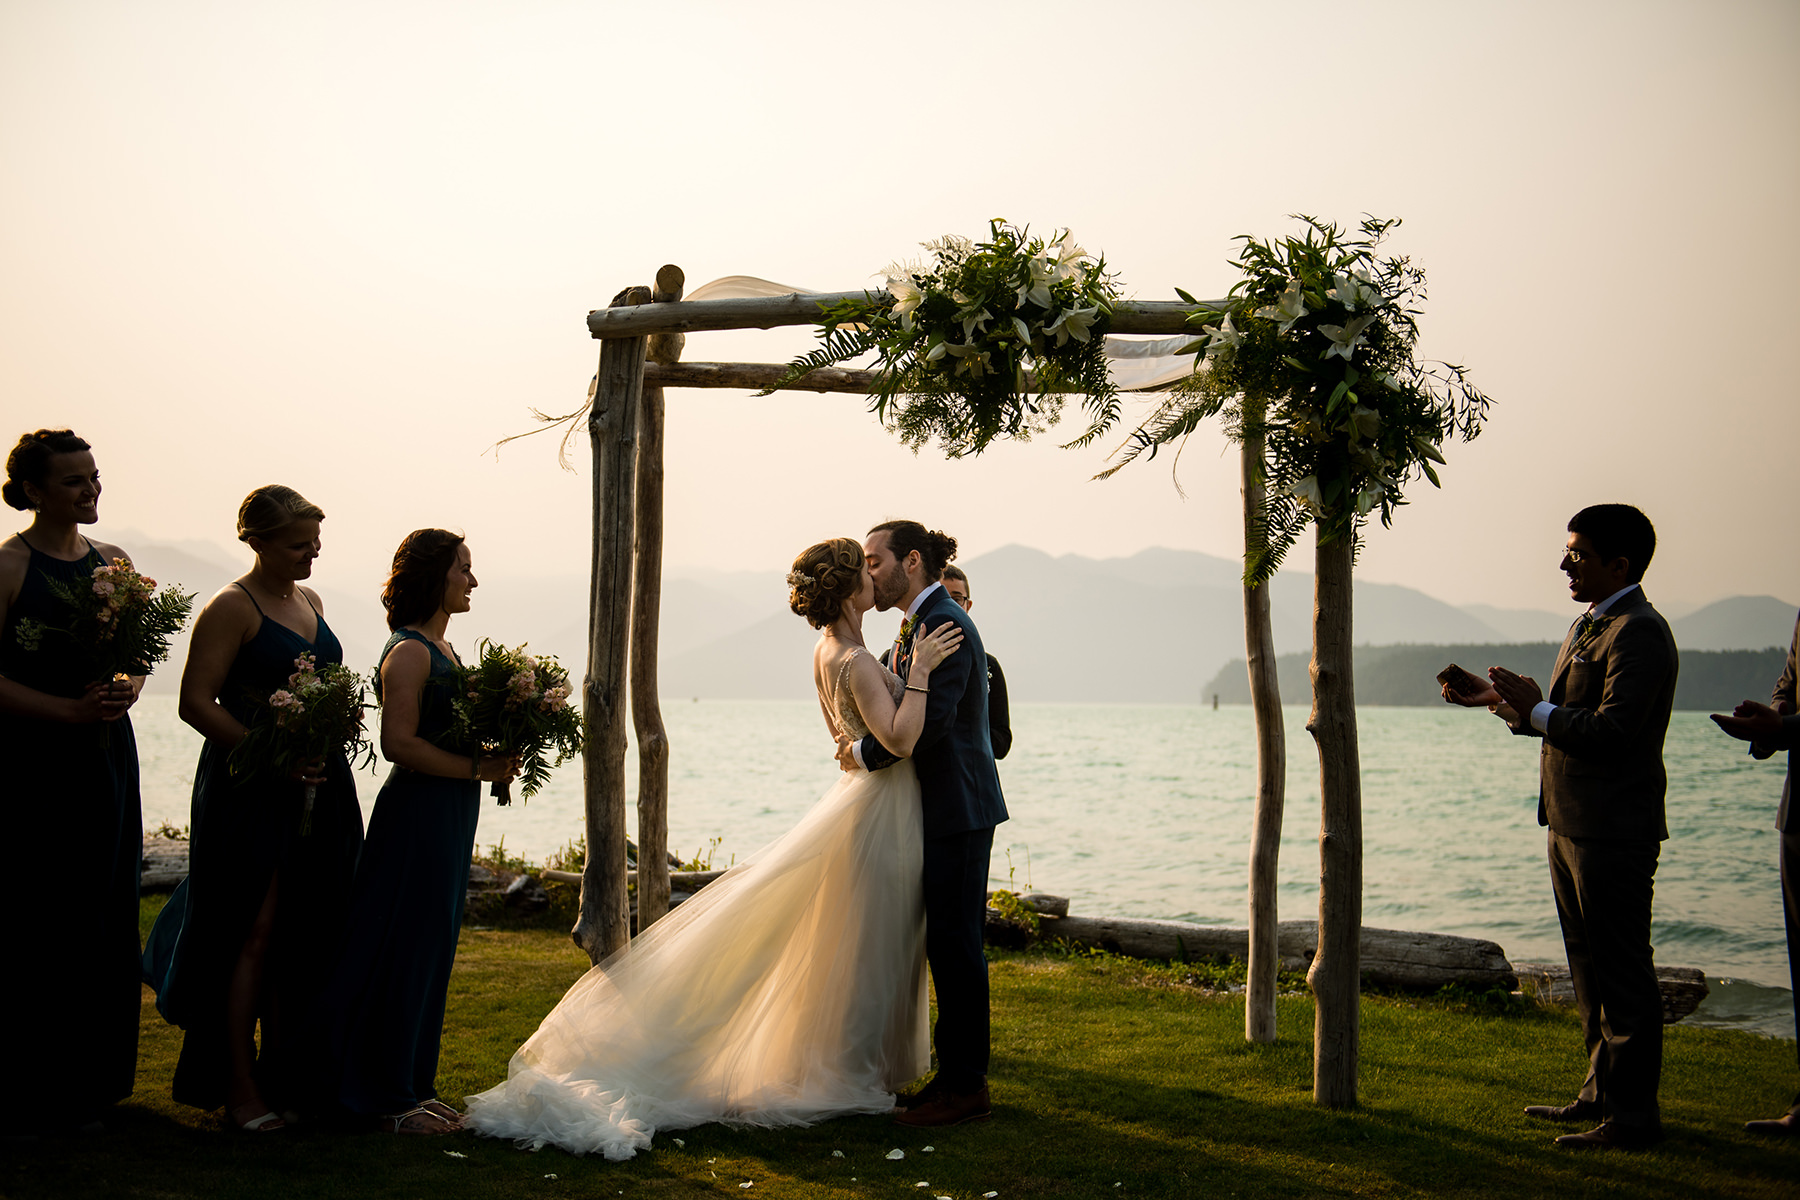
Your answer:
[12,558,194,682]
[231,652,376,833]
[447,639,583,805]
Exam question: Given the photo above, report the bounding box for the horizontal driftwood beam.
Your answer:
[643,362,878,393]
[541,867,727,890]
[1015,914,1519,992]
[588,293,1217,339]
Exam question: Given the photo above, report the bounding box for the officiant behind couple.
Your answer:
[464,520,1007,1157]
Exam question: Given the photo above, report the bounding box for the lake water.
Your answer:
[131,696,1796,1037]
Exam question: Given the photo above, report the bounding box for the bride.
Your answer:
[464,536,964,1158]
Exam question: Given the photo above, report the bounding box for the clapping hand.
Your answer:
[1440,664,1501,708]
[1711,699,1788,742]
[1488,667,1542,722]
[910,620,964,672]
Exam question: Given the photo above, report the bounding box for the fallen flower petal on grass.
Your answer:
[673,1138,685,1148]
[886,1149,905,1160]
[922,1145,935,1152]
[832,1150,845,1158]
[443,1151,467,1159]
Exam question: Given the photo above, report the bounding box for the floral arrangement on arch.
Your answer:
[445,640,582,805]
[1101,215,1492,583]
[232,651,375,833]
[13,558,194,681]
[768,219,1124,457]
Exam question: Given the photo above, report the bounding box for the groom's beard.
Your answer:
[872,568,906,611]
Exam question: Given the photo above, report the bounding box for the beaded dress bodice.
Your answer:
[830,647,904,740]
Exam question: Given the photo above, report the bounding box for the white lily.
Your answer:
[1254,278,1308,332]
[887,276,925,330]
[1319,314,1374,360]
[1355,481,1385,515]
[1053,233,1090,283]
[1047,305,1100,345]
[1012,316,1034,346]
[1202,312,1243,354]
[1290,475,1325,511]
[944,343,991,377]
[960,306,992,339]
[1348,404,1381,442]
[1326,271,1377,312]
[1017,256,1056,309]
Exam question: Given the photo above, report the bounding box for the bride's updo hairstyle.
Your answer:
[382,528,466,630]
[788,537,864,629]
[4,429,91,511]
[237,484,325,543]
[867,519,957,581]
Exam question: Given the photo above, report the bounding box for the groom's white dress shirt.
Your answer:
[851,582,944,770]
[1528,583,1641,734]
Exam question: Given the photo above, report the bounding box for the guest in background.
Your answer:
[322,530,516,1134]
[1443,504,1676,1150]
[941,564,1009,761]
[144,485,364,1133]
[1712,608,1800,1137]
[0,429,144,1136]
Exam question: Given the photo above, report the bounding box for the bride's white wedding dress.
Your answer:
[464,648,928,1158]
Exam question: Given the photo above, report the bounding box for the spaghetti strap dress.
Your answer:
[322,629,481,1118]
[0,536,143,1129]
[142,583,364,1112]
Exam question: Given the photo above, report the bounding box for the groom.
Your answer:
[843,519,1008,1127]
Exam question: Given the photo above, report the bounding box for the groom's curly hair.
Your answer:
[789,537,865,628]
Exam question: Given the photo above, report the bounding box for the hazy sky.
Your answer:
[4,0,1796,616]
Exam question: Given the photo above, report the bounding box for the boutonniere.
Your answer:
[898,615,918,644]
[1572,612,1611,656]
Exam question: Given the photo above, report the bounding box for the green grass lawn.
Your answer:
[4,899,1795,1199]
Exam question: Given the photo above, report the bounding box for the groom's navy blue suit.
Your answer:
[861,583,1007,1092]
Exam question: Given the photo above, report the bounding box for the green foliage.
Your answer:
[230,651,377,781]
[767,219,1122,457]
[12,557,194,680]
[1102,215,1492,584]
[446,640,584,801]
[678,835,731,872]
[987,888,1042,935]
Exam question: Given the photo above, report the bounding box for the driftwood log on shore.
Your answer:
[1513,962,1708,1024]
[1006,907,1517,993]
[141,835,188,891]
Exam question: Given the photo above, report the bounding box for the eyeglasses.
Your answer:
[1562,547,1606,566]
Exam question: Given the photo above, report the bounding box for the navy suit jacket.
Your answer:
[860,586,1008,840]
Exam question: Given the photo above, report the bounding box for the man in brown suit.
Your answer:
[1712,609,1800,1136]
[1445,504,1677,1150]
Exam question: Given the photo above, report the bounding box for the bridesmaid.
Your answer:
[0,429,144,1136]
[144,485,364,1132]
[323,529,515,1134]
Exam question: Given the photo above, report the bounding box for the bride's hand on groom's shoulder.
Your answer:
[911,621,964,673]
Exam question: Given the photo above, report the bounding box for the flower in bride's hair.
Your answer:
[785,570,816,588]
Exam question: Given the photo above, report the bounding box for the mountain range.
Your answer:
[105,533,1797,705]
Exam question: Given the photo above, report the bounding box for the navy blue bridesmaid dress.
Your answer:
[0,536,142,1129]
[144,584,364,1111]
[325,628,481,1119]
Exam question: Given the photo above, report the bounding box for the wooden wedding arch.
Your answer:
[567,265,1217,965]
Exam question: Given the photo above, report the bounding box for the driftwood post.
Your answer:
[631,264,683,931]
[573,283,651,964]
[1307,531,1362,1106]
[1241,404,1286,1044]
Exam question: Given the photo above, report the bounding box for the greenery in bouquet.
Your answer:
[767,219,1123,458]
[1100,215,1492,584]
[231,653,376,827]
[12,557,194,680]
[447,639,583,803]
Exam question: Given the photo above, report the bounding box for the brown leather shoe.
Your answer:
[1554,1122,1661,1150]
[893,1084,990,1128]
[1524,1099,1603,1122]
[1744,1113,1800,1137]
[894,1076,946,1113]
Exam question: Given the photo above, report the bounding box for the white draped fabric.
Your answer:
[683,275,1198,392]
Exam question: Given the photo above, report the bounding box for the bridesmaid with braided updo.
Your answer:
[0,429,145,1136]
[143,484,364,1133]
